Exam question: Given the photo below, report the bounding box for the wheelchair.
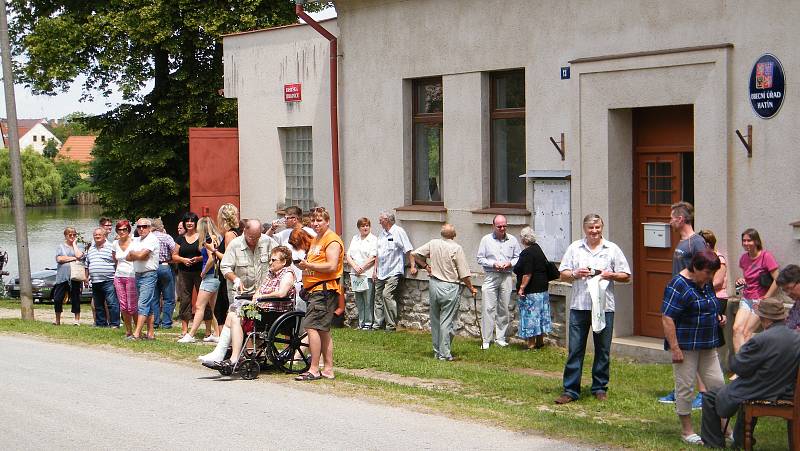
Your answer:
[216,294,310,380]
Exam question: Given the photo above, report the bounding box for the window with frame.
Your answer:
[280,127,314,212]
[412,77,443,205]
[490,70,526,207]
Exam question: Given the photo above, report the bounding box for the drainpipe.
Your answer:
[295,1,342,235]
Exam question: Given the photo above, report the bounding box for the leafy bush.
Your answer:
[0,147,61,206]
[54,158,84,199]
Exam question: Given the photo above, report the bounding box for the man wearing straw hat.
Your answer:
[699,296,800,448]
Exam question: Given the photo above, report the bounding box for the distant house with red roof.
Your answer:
[57,135,96,163]
[0,118,61,154]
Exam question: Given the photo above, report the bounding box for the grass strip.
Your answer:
[0,318,788,450]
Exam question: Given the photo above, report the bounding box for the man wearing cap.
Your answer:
[700,297,800,448]
[778,264,800,330]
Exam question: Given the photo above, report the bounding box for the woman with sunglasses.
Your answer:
[172,212,213,339]
[112,220,138,337]
[199,246,296,368]
[178,217,222,343]
[53,227,85,325]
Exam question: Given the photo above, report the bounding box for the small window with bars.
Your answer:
[646,161,673,205]
[280,127,314,212]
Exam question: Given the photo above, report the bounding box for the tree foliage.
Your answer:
[54,158,83,199]
[42,138,59,159]
[0,147,61,206]
[10,1,328,219]
[51,112,96,143]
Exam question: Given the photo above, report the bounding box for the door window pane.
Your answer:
[646,161,672,205]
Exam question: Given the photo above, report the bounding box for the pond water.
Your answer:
[0,205,103,279]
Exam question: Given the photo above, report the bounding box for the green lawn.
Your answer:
[0,318,789,450]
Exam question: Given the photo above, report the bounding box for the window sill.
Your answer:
[471,207,531,225]
[395,205,448,223]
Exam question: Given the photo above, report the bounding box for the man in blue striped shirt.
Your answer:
[86,227,119,327]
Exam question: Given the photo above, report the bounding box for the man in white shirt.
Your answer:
[374,211,417,331]
[476,215,521,349]
[126,218,161,340]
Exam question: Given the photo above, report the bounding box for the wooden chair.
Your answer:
[743,368,800,450]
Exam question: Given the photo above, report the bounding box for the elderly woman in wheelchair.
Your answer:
[200,246,296,371]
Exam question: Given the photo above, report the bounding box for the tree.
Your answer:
[10,1,328,219]
[54,158,83,199]
[51,112,95,143]
[42,138,59,159]
[0,147,61,206]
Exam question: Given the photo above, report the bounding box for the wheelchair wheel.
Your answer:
[240,360,260,380]
[219,362,234,377]
[267,311,310,374]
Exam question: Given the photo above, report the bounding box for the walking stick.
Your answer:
[471,290,482,347]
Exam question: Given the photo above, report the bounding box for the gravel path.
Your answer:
[0,335,593,450]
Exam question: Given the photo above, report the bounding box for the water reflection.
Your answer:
[0,205,103,279]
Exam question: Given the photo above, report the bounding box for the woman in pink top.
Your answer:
[732,228,779,352]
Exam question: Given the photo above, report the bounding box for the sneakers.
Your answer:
[202,335,219,343]
[692,392,703,410]
[495,340,509,347]
[658,391,676,403]
[437,355,455,361]
[177,334,196,343]
[481,342,490,350]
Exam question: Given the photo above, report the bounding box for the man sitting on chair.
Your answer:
[700,295,800,448]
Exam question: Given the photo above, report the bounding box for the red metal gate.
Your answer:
[188,128,240,218]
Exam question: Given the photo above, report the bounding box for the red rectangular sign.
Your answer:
[284,83,302,102]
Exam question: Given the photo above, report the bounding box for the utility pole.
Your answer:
[0,0,34,320]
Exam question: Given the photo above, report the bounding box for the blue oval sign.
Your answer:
[749,54,785,119]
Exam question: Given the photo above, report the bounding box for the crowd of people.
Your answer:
[53,200,800,447]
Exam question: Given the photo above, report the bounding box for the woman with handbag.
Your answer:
[513,226,557,350]
[345,217,377,330]
[53,226,85,326]
[732,228,780,352]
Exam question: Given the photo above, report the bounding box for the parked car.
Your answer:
[4,269,92,303]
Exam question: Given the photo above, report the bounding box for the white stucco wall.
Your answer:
[223,20,338,223]
[333,0,799,270]
[227,1,800,339]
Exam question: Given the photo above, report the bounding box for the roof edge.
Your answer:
[222,17,336,38]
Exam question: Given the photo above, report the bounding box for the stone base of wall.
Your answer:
[342,274,567,347]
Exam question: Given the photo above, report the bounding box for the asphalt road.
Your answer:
[0,335,590,450]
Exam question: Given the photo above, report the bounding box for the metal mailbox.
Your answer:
[642,222,671,248]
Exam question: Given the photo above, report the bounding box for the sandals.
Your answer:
[294,372,323,381]
[682,433,704,445]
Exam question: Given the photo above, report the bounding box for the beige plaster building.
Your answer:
[223,0,800,356]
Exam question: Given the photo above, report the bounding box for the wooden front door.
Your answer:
[633,106,693,338]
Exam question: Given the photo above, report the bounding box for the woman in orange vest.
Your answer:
[295,207,343,381]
